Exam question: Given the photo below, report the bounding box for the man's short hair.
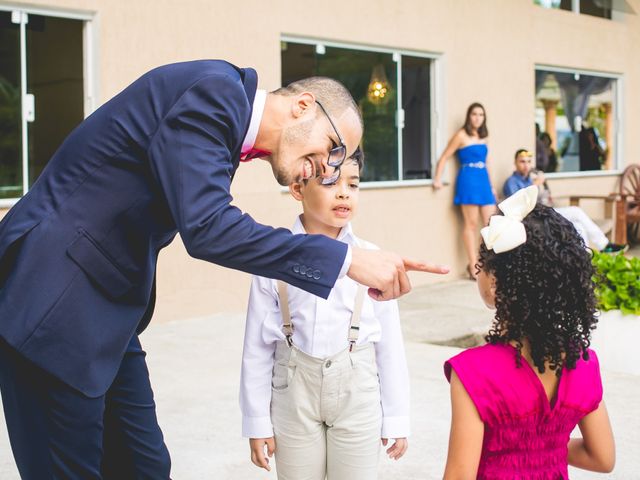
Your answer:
[273,77,363,130]
[514,148,533,160]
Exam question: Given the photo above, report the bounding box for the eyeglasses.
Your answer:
[315,100,347,184]
[317,147,365,186]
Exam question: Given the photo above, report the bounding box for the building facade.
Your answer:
[1,0,638,321]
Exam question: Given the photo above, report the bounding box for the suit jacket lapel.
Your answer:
[231,67,259,178]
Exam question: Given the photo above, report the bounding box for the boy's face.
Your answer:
[291,159,361,233]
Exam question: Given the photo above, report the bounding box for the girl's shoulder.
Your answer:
[444,343,540,422]
[563,348,603,412]
[444,343,511,378]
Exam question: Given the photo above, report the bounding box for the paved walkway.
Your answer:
[1,275,639,478]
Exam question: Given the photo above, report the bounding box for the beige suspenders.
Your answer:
[347,285,367,351]
[277,280,295,347]
[277,239,367,351]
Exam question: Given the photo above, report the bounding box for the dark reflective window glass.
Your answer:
[0,11,23,199]
[535,69,616,173]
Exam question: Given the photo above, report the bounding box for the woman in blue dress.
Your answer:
[433,103,496,279]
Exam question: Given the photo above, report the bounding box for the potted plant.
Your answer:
[590,251,640,375]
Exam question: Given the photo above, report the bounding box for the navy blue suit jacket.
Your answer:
[0,60,346,397]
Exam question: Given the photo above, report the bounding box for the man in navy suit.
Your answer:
[0,60,446,479]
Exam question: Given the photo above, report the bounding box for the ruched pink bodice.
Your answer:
[445,343,602,479]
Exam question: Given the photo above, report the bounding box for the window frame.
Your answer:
[280,35,442,188]
[534,0,635,19]
[534,64,623,179]
[0,4,96,208]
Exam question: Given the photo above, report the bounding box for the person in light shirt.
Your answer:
[239,149,410,479]
[503,149,626,253]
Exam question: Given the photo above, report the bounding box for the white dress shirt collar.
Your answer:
[292,215,356,245]
[241,89,267,156]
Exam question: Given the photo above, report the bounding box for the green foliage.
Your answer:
[592,251,640,315]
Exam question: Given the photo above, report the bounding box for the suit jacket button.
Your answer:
[306,270,313,278]
[293,264,300,273]
[313,270,321,280]
[300,265,307,275]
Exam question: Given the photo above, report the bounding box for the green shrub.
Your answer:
[592,251,640,315]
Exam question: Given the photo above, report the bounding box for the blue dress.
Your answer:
[454,143,496,206]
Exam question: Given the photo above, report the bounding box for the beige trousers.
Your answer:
[270,342,382,480]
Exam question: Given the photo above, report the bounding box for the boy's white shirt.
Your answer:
[239,216,410,439]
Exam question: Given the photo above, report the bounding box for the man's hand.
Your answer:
[532,171,546,186]
[249,437,276,471]
[348,248,449,301]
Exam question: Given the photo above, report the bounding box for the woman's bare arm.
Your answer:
[433,130,464,189]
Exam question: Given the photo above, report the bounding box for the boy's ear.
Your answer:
[289,182,304,201]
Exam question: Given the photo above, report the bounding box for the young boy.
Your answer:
[239,150,410,479]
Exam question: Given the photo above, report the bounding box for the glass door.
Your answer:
[0,8,85,200]
[26,14,84,186]
[0,11,23,199]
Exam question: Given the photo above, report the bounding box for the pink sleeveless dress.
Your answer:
[444,343,603,480]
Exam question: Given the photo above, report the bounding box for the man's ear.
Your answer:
[289,182,304,201]
[292,92,316,119]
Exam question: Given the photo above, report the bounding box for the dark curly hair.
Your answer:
[478,203,598,375]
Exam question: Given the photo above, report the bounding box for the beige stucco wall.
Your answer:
[2,0,639,321]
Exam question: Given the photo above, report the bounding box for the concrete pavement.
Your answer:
[1,277,639,479]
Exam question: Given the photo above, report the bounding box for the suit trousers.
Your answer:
[0,335,170,480]
[271,342,382,480]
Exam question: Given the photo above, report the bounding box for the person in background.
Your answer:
[579,124,605,171]
[539,132,558,173]
[433,103,497,279]
[503,149,626,253]
[535,123,549,171]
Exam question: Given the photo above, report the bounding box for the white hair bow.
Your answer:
[480,185,538,253]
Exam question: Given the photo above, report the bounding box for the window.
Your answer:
[534,0,635,19]
[0,8,87,200]
[535,68,619,174]
[281,39,435,183]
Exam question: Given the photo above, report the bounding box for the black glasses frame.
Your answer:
[315,100,347,168]
[315,100,348,184]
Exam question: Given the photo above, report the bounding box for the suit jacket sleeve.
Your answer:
[146,73,346,298]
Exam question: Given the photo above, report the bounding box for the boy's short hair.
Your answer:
[514,148,532,160]
[349,147,364,172]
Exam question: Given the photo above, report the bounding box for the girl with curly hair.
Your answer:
[442,186,615,480]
